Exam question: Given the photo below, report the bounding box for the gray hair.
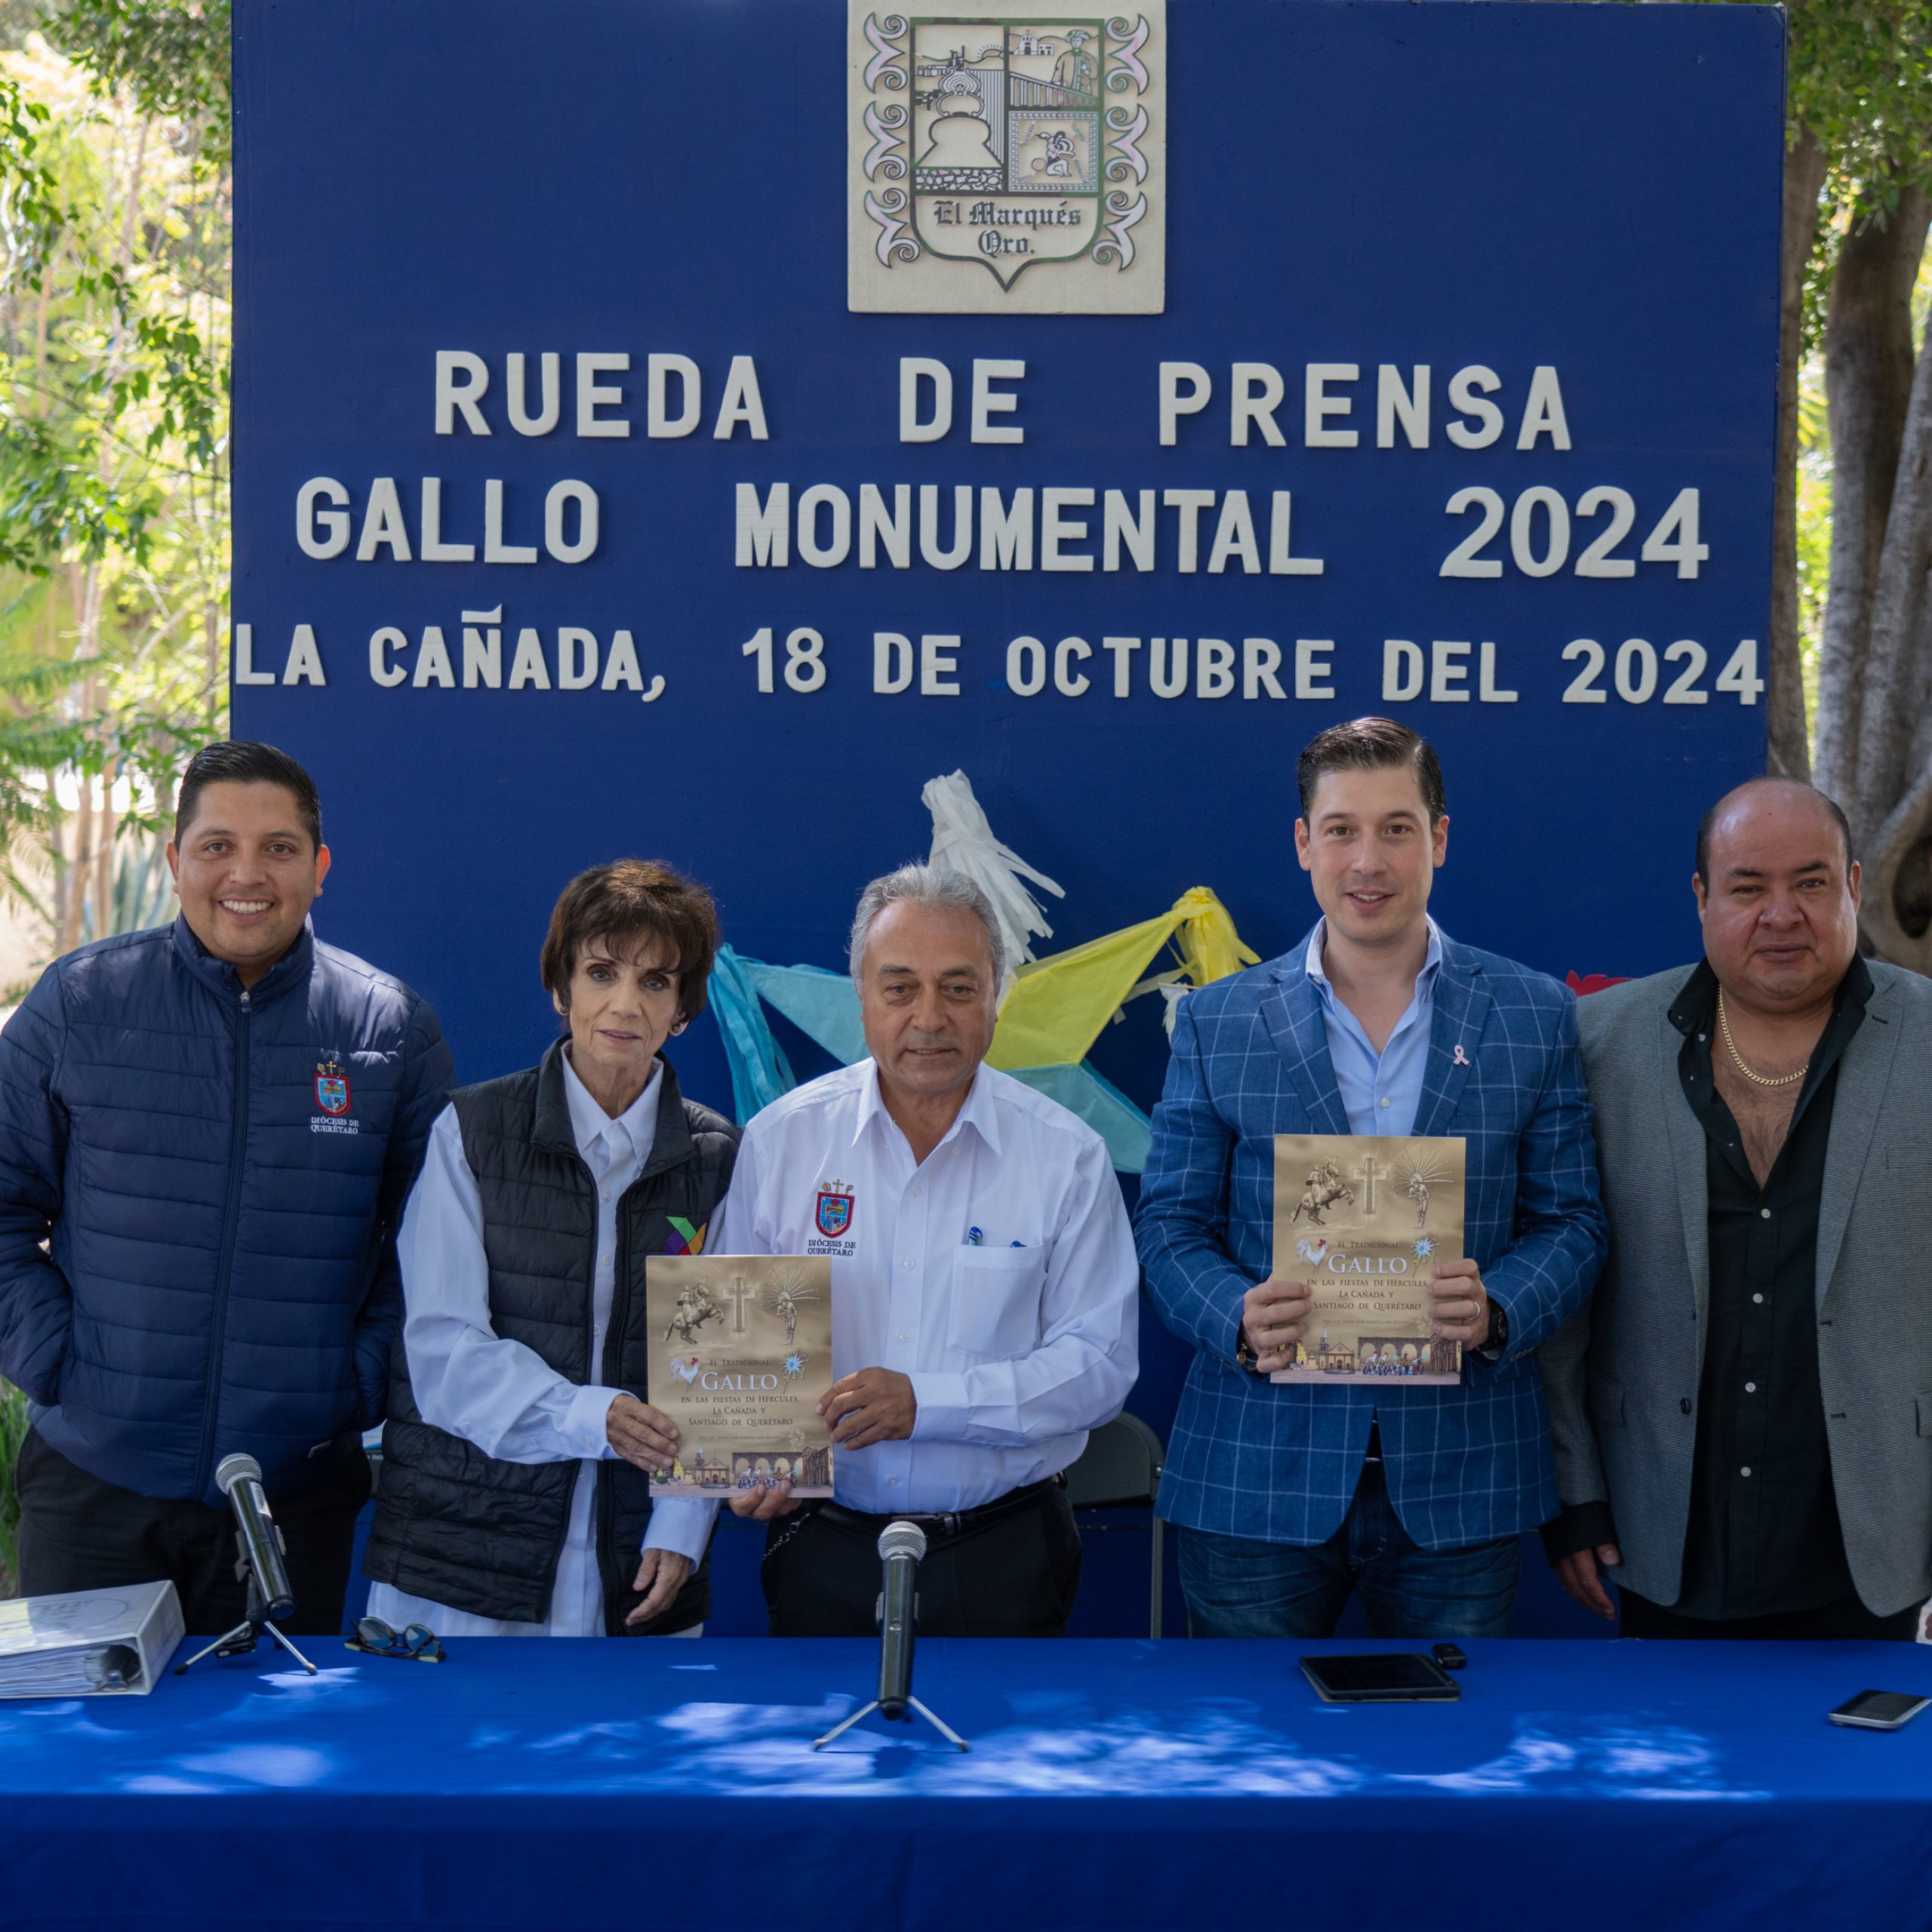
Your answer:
[848,863,1006,986]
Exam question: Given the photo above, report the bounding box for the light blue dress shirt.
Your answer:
[1304,917,1443,1137]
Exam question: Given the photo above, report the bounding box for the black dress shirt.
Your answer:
[1667,955,1872,1618]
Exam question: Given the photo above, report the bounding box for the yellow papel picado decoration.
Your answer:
[709,775,1260,1172]
[986,887,1257,1072]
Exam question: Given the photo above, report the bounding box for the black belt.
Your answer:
[814,1473,1063,1541]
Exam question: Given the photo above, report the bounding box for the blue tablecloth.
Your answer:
[5,1636,1931,1932]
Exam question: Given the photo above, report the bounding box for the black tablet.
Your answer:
[1300,1652,1462,1703]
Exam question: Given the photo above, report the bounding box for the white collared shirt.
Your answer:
[365,1051,715,1638]
[709,1059,1139,1514]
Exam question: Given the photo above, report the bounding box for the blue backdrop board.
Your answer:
[232,0,1784,1635]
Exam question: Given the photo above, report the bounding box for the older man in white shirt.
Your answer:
[712,864,1139,1637]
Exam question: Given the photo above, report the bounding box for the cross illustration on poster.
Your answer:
[1351,1152,1383,1217]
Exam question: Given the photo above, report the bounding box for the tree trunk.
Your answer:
[56,687,96,958]
[1768,127,1829,780]
[31,264,48,417]
[1812,186,1931,806]
[56,571,103,958]
[47,783,67,941]
[204,604,220,729]
[118,116,148,269]
[1847,318,1932,964]
[1864,745,1932,968]
[93,758,117,937]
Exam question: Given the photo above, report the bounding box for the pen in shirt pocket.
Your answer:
[963,1227,1028,1248]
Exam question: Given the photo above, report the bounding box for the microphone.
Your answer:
[875,1519,926,1721]
[173,1454,318,1676]
[215,1453,296,1624]
[812,1517,963,1750]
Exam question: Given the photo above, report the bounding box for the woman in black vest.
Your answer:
[363,860,739,1635]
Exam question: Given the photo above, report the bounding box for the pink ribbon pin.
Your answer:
[1453,1044,1470,1067]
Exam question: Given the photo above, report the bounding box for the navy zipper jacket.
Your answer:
[0,914,452,1506]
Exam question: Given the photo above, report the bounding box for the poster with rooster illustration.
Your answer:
[1270,1136,1466,1386]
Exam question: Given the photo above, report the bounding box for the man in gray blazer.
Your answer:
[1542,777,1932,1638]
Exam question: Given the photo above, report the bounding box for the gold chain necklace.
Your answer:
[1716,991,1808,1089]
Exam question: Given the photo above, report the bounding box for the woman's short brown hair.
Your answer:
[539,860,720,1025]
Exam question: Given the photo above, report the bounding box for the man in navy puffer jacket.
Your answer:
[0,742,452,1635]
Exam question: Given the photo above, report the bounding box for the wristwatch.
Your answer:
[1481,1301,1509,1355]
[1235,1323,1260,1374]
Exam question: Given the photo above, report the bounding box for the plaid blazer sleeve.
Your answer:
[1478,983,1607,1361]
[1134,994,1255,1365]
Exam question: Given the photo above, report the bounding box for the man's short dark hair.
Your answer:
[1695,778,1854,883]
[174,741,323,851]
[1297,717,1446,823]
[540,859,721,1026]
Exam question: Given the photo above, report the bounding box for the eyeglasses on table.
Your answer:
[346,1616,445,1663]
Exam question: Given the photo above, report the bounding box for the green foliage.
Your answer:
[1795,359,1832,732]
[1687,0,1932,346]
[0,408,157,568]
[0,65,57,285]
[1791,0,1932,346]
[1788,0,1932,202]
[121,303,223,462]
[0,1380,27,1587]
[0,17,229,954]
[43,0,228,167]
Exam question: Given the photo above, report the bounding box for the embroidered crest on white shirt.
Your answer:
[808,1177,858,1255]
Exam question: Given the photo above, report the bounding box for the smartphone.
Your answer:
[1829,1690,1930,1730]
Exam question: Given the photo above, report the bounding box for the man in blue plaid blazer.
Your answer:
[1137,719,1607,1637]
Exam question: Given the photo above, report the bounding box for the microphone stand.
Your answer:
[813,1688,969,1752]
[172,1531,319,1677]
[813,1539,968,1751]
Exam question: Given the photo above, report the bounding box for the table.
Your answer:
[4,1637,1930,1932]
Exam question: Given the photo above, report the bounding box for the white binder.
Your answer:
[0,1579,185,1697]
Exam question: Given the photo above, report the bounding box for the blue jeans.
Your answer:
[1177,1457,1519,1639]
